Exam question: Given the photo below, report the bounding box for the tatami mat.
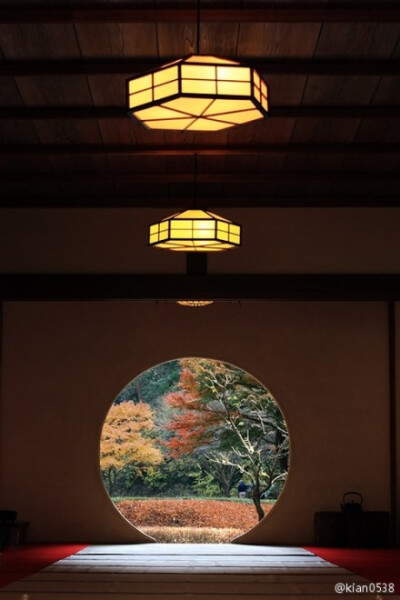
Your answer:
[0,544,373,599]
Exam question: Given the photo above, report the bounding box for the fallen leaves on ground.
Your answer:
[116,498,272,529]
[139,526,245,543]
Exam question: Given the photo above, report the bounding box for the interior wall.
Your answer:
[0,208,400,273]
[0,300,392,545]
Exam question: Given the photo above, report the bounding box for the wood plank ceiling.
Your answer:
[0,1,399,208]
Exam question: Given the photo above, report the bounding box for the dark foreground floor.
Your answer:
[0,543,399,599]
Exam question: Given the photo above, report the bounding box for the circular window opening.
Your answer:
[100,358,289,543]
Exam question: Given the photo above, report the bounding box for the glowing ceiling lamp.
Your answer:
[127,0,268,131]
[177,300,214,307]
[127,55,268,132]
[149,208,241,252]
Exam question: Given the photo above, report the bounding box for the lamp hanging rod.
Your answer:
[196,0,200,54]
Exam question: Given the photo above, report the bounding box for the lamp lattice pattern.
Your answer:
[128,55,268,131]
[149,209,241,252]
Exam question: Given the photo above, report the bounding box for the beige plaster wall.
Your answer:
[0,208,400,273]
[0,300,391,545]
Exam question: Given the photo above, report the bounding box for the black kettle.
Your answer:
[341,491,363,513]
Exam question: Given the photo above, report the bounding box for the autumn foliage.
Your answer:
[163,366,224,457]
[162,358,289,521]
[100,358,288,529]
[100,401,162,494]
[116,498,271,530]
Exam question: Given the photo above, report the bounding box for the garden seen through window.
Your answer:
[100,358,289,543]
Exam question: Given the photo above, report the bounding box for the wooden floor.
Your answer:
[0,543,375,599]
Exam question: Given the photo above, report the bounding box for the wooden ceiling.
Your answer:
[0,1,399,208]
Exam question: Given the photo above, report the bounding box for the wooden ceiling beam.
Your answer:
[1,196,400,209]
[1,6,399,24]
[1,58,399,77]
[1,172,399,183]
[1,273,400,301]
[1,143,399,156]
[0,106,398,119]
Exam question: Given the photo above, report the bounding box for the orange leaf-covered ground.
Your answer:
[116,498,272,530]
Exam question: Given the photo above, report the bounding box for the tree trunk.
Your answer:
[252,483,265,521]
[276,429,288,471]
[105,467,116,496]
[220,478,231,497]
[105,472,112,496]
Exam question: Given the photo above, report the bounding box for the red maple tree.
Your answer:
[163,366,224,457]
[162,359,289,521]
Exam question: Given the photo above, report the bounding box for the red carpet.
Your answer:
[1,544,400,594]
[305,547,400,593]
[0,544,87,587]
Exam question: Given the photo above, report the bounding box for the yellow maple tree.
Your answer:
[100,401,162,495]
